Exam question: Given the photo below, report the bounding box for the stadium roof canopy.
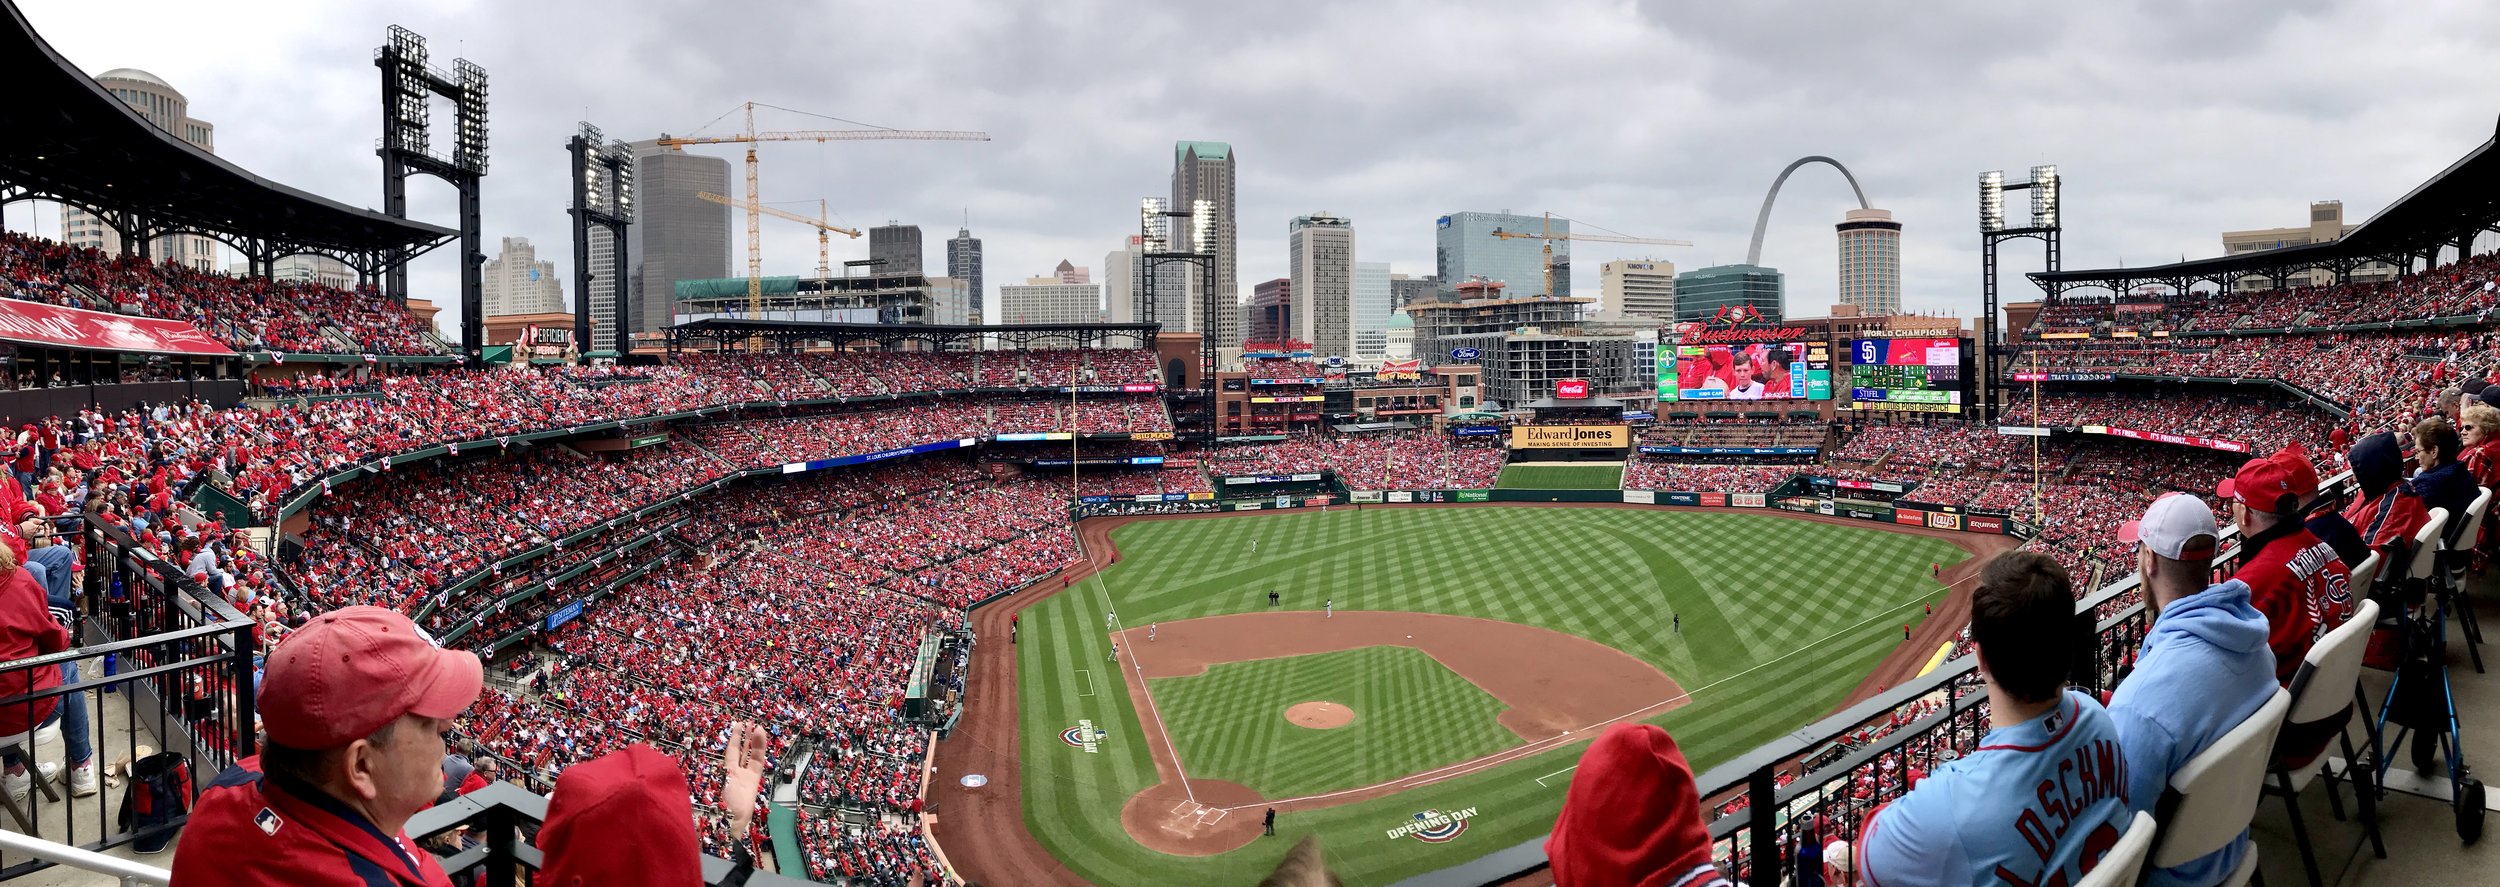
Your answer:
[665,318,1160,351]
[2031,116,2500,296]
[0,0,455,262]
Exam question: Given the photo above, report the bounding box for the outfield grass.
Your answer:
[1150,646,1519,799]
[1016,506,1968,885]
[1493,462,1625,489]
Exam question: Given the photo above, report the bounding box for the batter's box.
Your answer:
[1163,800,1228,833]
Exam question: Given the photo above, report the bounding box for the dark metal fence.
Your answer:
[0,517,255,879]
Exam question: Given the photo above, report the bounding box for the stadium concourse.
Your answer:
[0,211,2496,885]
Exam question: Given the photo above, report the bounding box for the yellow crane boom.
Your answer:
[655,101,990,316]
[1489,212,1692,297]
[698,191,860,281]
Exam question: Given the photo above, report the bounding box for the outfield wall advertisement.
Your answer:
[1511,424,1629,449]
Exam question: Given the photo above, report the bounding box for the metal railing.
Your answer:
[0,518,255,880]
[0,829,170,885]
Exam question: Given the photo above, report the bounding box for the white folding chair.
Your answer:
[2403,507,2450,589]
[0,720,63,834]
[2148,688,2292,887]
[2345,551,2383,607]
[2268,599,2385,887]
[2439,487,2491,664]
[2077,810,2157,887]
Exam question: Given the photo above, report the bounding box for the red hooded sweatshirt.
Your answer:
[1545,724,1731,887]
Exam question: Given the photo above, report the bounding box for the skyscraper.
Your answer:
[628,140,731,338]
[1675,264,1785,323]
[1836,208,1902,315]
[1435,212,1566,299]
[1171,141,1239,344]
[1055,259,1091,284]
[482,237,567,317]
[998,276,1103,330]
[1390,274,1440,310]
[65,69,217,272]
[1353,261,1392,359]
[1249,278,1291,344]
[870,224,924,276]
[1289,213,1356,359]
[586,228,618,347]
[947,227,983,323]
[1600,259,1677,320]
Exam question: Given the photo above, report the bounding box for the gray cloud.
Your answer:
[10,0,2499,340]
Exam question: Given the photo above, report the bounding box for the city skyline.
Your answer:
[5,1,2497,340]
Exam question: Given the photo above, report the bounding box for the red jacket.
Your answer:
[2230,527,2356,683]
[170,757,456,887]
[0,566,66,737]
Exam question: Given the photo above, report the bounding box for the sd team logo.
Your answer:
[1061,719,1106,754]
[1385,806,1479,843]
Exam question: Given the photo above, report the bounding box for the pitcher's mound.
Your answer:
[1285,701,1355,729]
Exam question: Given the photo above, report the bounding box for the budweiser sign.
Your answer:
[1677,325,1811,344]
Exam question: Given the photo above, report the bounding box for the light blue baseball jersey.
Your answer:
[1856,689,2135,887]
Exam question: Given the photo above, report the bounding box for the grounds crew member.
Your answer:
[171,606,484,887]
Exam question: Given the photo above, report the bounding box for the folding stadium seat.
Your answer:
[2146,688,2291,887]
[2265,599,2385,887]
[2078,810,2157,887]
[2436,487,2491,670]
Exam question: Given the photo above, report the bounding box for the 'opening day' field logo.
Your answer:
[1386,807,1478,842]
[1062,720,1106,754]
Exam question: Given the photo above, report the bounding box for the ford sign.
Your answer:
[1450,347,1481,361]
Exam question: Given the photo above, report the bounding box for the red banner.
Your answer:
[0,297,234,355]
[1968,516,2006,535]
[2085,425,2251,454]
[1895,511,1926,526]
[1697,492,1728,507]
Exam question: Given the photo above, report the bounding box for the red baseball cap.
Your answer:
[2217,442,2320,513]
[259,606,482,749]
[537,744,703,886]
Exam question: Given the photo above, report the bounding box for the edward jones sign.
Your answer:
[1511,424,1629,449]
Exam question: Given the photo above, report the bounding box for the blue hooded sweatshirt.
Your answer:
[2106,578,2279,887]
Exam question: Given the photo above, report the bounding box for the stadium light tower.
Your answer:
[569,122,634,361]
[1977,164,2061,421]
[1139,197,1219,441]
[376,25,491,365]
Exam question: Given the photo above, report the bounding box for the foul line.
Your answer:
[1219,569,1981,813]
[1074,529,1199,805]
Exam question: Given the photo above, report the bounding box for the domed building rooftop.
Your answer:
[1386,312,1413,329]
[96,68,180,95]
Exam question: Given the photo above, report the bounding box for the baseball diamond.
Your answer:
[932,504,2005,885]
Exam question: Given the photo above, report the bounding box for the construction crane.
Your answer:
[698,192,860,282]
[1488,213,1692,297]
[656,102,989,315]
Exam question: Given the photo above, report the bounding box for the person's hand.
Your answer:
[722,721,770,835]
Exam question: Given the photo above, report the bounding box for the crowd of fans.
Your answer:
[0,232,443,355]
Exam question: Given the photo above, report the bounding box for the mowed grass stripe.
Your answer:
[1494,463,1626,489]
[1016,507,1970,885]
[1150,646,1518,799]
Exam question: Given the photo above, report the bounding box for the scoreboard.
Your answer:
[1850,338,1964,412]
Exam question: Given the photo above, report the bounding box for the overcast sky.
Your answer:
[8,0,2500,341]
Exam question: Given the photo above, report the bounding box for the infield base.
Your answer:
[1119,779,1265,855]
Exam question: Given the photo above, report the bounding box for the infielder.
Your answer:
[1108,641,1119,662]
[1106,611,1117,630]
[1149,623,1157,642]
[1325,597,1333,618]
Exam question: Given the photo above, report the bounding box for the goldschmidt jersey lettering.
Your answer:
[1857,691,2133,887]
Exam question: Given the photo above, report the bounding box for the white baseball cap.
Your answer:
[2117,492,2219,561]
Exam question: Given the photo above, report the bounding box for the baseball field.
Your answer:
[934,505,1993,886]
